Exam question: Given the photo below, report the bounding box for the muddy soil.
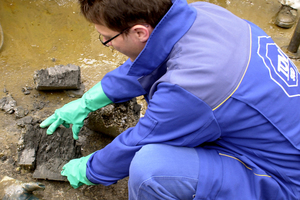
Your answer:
[1,0,300,199]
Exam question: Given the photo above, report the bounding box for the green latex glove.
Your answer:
[40,81,112,140]
[61,153,95,189]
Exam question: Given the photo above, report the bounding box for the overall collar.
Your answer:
[127,0,197,76]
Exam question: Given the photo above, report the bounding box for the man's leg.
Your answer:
[278,0,300,9]
[128,144,199,200]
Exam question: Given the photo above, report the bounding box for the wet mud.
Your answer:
[1,0,300,199]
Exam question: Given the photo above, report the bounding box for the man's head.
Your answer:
[78,0,172,61]
[78,0,172,33]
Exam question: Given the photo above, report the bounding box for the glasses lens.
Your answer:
[99,34,109,46]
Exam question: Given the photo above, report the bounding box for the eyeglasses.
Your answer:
[99,28,130,47]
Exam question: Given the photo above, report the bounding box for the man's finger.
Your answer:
[40,114,57,128]
[72,124,82,140]
[46,118,64,135]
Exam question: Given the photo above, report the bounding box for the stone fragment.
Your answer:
[85,98,141,137]
[33,64,81,90]
[23,90,31,95]
[22,86,33,95]
[16,116,34,128]
[18,124,81,181]
[32,101,46,110]
[14,106,29,118]
[3,87,8,93]
[0,95,17,114]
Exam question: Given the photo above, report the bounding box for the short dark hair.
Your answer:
[78,0,172,32]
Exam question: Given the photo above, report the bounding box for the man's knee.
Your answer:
[129,144,199,188]
[129,144,165,187]
[128,144,199,199]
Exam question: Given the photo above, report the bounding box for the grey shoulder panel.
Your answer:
[161,4,251,109]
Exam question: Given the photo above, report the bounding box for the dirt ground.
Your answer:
[0,0,300,199]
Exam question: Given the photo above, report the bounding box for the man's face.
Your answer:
[95,24,151,61]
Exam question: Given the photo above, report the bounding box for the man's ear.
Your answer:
[132,24,152,43]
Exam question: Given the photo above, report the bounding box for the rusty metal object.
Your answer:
[0,176,45,200]
[0,22,3,50]
[288,19,300,53]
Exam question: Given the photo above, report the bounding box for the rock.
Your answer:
[14,106,29,119]
[21,87,33,95]
[18,124,82,181]
[85,98,141,137]
[3,87,8,93]
[0,95,17,114]
[0,176,45,200]
[0,150,7,161]
[16,116,34,128]
[33,64,81,90]
[32,101,46,111]
[1,155,7,161]
[0,96,29,117]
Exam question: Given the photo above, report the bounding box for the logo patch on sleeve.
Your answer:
[257,36,300,97]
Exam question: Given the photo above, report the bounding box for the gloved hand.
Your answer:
[40,81,112,140]
[61,153,95,189]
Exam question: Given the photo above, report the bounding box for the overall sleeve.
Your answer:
[86,82,221,185]
[101,59,147,103]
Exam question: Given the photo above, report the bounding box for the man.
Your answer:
[276,0,300,28]
[40,0,300,199]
